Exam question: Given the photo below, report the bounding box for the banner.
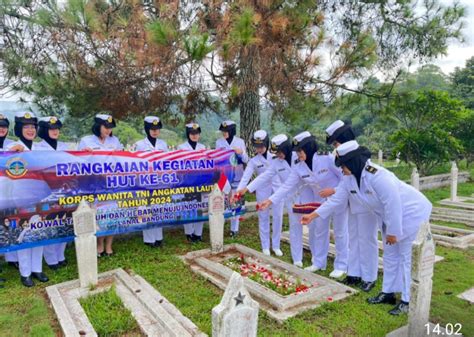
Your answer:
[0,149,245,252]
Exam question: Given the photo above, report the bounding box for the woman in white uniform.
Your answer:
[6,111,49,287]
[134,116,168,247]
[78,114,123,256]
[301,140,432,315]
[237,134,307,267]
[177,123,206,242]
[36,116,70,270]
[325,120,380,292]
[215,120,248,237]
[235,130,283,256]
[259,131,349,279]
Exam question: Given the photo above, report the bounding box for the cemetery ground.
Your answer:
[0,181,473,336]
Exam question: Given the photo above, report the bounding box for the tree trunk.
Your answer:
[238,46,260,153]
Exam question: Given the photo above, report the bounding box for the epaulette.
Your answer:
[272,156,277,160]
[365,165,377,174]
[295,159,300,164]
[318,151,329,155]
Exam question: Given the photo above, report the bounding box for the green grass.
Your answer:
[431,220,473,231]
[80,285,140,337]
[1,217,473,337]
[422,182,474,206]
[386,160,474,181]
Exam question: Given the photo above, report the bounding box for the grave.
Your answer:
[47,268,206,337]
[183,243,356,323]
[440,197,474,210]
[430,224,474,249]
[457,287,474,304]
[430,207,474,227]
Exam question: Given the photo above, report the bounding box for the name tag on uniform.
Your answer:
[302,175,310,178]
[350,190,357,194]
[257,165,264,168]
[278,168,285,172]
[318,169,328,174]
[365,190,373,195]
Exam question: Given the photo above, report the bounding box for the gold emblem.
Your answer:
[24,113,31,119]
[271,143,277,150]
[107,116,113,123]
[222,122,227,128]
[254,138,263,144]
[293,139,298,146]
[153,119,159,125]
[50,117,57,124]
[192,123,199,129]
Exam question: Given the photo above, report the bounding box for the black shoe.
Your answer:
[48,264,60,271]
[389,301,409,315]
[97,251,104,258]
[186,234,193,243]
[343,276,361,286]
[144,242,155,248]
[21,276,35,287]
[31,272,49,283]
[192,234,202,243]
[367,292,396,305]
[58,260,68,267]
[230,231,238,238]
[153,240,162,248]
[104,252,114,257]
[360,281,376,292]
[8,262,19,269]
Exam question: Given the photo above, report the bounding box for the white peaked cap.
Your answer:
[16,111,37,118]
[293,131,312,143]
[144,116,160,123]
[39,116,60,123]
[186,122,200,128]
[222,120,236,126]
[326,120,345,136]
[253,130,267,139]
[95,113,113,120]
[271,134,288,146]
[336,140,359,156]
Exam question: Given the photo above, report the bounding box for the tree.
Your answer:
[451,56,474,109]
[453,109,474,166]
[387,90,465,175]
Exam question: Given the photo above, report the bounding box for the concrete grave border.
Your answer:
[182,243,356,323]
[46,268,206,337]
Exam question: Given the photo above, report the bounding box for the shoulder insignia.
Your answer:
[294,159,300,164]
[272,156,277,160]
[365,165,377,174]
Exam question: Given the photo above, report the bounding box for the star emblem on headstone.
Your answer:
[234,291,245,306]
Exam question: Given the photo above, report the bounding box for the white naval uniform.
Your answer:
[78,134,124,151]
[316,160,432,302]
[177,141,206,237]
[237,152,283,251]
[36,140,70,266]
[134,137,168,243]
[6,140,45,277]
[1,138,18,263]
[247,153,309,263]
[215,136,249,232]
[269,153,349,271]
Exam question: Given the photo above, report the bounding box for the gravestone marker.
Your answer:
[378,149,383,165]
[72,200,98,288]
[450,162,458,202]
[411,168,420,190]
[209,184,225,253]
[212,272,259,337]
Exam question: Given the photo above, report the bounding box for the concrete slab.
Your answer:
[457,287,474,304]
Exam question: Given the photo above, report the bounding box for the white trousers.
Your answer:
[256,189,283,251]
[143,227,163,243]
[4,251,18,262]
[43,243,67,265]
[184,222,204,236]
[18,246,44,277]
[310,210,349,271]
[347,213,379,282]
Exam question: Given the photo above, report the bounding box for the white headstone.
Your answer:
[212,272,259,337]
[411,168,420,190]
[72,201,98,288]
[407,221,435,337]
[378,149,383,165]
[450,162,458,202]
[209,184,225,253]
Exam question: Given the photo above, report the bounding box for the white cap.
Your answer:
[144,116,160,124]
[39,116,60,123]
[293,131,311,143]
[95,113,113,121]
[222,120,235,126]
[15,111,37,119]
[186,122,200,129]
[336,140,359,156]
[253,130,267,140]
[326,120,345,136]
[271,134,288,146]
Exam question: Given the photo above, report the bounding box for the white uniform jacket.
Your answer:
[78,135,123,151]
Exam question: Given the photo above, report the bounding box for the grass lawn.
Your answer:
[1,217,473,337]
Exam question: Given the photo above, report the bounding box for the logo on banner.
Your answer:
[5,157,28,178]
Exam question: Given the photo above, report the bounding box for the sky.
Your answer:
[0,0,473,102]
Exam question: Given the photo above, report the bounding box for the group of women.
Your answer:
[0,111,433,318]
